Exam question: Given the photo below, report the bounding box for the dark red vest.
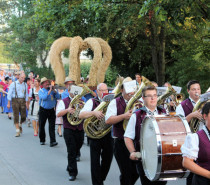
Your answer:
[134,106,166,151]
[112,96,127,139]
[181,98,194,116]
[62,97,83,130]
[197,129,210,171]
[91,97,100,111]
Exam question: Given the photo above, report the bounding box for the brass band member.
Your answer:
[79,83,113,185]
[124,86,167,185]
[56,83,84,181]
[105,78,139,185]
[7,72,29,137]
[181,102,210,185]
[176,80,202,185]
[176,80,202,123]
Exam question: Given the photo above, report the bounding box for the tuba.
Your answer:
[123,76,153,130]
[190,88,210,133]
[83,78,123,139]
[83,94,114,139]
[157,84,177,106]
[67,84,93,126]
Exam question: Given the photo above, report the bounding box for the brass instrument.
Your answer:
[123,76,153,130]
[83,94,114,139]
[175,93,185,105]
[157,84,176,106]
[83,79,123,139]
[112,75,124,98]
[190,87,210,133]
[67,84,93,126]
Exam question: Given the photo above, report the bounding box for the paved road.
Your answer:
[0,113,186,185]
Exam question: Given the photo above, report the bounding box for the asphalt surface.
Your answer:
[0,113,186,185]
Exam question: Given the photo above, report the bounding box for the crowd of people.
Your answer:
[0,68,209,185]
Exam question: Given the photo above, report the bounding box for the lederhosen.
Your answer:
[113,96,139,185]
[11,81,26,124]
[63,97,84,177]
[134,106,167,185]
[89,97,113,185]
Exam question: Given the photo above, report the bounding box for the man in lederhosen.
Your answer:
[7,72,29,137]
[56,83,84,181]
[79,83,113,185]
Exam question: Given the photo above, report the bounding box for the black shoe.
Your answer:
[8,116,12,120]
[50,142,58,147]
[40,142,45,145]
[69,176,76,181]
[76,156,80,162]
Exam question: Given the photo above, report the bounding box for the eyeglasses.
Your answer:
[144,95,158,99]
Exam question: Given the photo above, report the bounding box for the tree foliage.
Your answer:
[0,0,209,91]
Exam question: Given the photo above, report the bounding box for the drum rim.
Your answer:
[140,116,162,181]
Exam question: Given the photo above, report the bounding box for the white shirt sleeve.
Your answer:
[124,113,137,140]
[80,99,93,113]
[181,133,199,160]
[176,104,185,117]
[29,88,32,98]
[56,100,65,116]
[105,99,117,121]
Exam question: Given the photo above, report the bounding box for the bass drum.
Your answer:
[140,115,191,181]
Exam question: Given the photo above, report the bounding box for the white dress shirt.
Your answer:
[80,99,94,113]
[124,107,159,140]
[56,96,72,116]
[181,125,209,160]
[176,97,196,117]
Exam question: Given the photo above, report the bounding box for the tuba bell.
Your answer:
[67,84,93,126]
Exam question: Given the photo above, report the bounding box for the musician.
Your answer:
[176,81,202,185]
[124,85,167,185]
[79,83,113,185]
[105,77,139,185]
[61,77,76,99]
[181,102,210,185]
[56,84,84,181]
[38,77,60,146]
[135,73,142,89]
[176,80,202,123]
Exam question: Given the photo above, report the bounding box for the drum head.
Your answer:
[140,117,159,181]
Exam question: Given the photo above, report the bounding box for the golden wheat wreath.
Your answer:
[49,36,112,87]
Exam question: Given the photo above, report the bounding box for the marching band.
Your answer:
[0,66,209,185]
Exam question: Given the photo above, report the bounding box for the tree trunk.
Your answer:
[158,23,166,86]
[150,20,166,86]
[39,50,48,68]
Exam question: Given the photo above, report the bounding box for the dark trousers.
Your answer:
[39,106,56,143]
[192,174,210,185]
[187,172,193,185]
[114,138,139,185]
[136,161,167,185]
[64,129,84,176]
[89,133,113,185]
